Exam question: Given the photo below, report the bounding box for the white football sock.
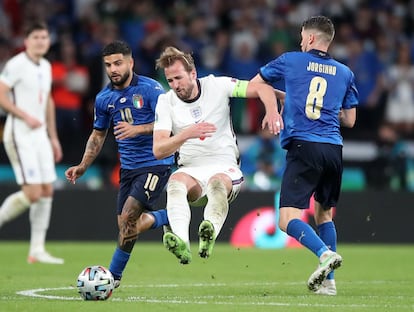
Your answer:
[29,197,52,255]
[166,180,191,246]
[204,180,228,238]
[0,191,31,228]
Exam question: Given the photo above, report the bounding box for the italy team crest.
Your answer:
[133,94,144,109]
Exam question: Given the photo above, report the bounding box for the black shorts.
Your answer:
[279,140,342,209]
[117,165,171,214]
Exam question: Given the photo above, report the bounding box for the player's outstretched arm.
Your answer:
[246,81,283,135]
[65,129,107,184]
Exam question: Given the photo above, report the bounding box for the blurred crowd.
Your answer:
[0,0,414,190]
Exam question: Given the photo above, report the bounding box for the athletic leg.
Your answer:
[109,196,142,284]
[163,177,194,264]
[314,204,336,280]
[27,184,64,264]
[314,203,338,295]
[199,175,231,258]
[0,190,31,228]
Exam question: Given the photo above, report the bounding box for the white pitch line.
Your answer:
[16,287,80,301]
[13,281,414,309]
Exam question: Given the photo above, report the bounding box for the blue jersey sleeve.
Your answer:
[343,72,359,110]
[259,54,287,84]
[93,86,112,131]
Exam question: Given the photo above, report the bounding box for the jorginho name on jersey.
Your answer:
[94,74,174,169]
[259,49,359,149]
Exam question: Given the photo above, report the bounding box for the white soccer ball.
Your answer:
[77,265,114,300]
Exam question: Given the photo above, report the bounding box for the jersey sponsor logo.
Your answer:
[133,94,144,109]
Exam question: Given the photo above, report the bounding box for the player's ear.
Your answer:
[191,68,197,79]
[309,33,315,45]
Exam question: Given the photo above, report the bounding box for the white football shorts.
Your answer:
[3,129,57,185]
[172,164,244,206]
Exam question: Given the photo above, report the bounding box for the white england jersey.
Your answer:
[155,75,240,167]
[0,52,56,184]
[1,52,51,137]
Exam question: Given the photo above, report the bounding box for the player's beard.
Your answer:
[110,71,130,87]
[176,84,194,101]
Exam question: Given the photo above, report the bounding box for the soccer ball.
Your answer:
[77,265,114,300]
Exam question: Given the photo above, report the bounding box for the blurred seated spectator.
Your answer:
[197,28,230,77]
[51,34,89,163]
[241,128,286,191]
[226,31,262,133]
[343,37,386,140]
[0,36,11,118]
[383,41,414,138]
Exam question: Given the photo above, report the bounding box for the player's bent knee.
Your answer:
[167,180,187,196]
[137,212,155,232]
[278,215,289,232]
[207,179,227,196]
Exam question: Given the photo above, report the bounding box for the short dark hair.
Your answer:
[23,20,48,37]
[302,16,335,43]
[102,40,132,57]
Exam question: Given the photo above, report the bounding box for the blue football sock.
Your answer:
[109,248,130,280]
[318,221,337,280]
[287,219,328,257]
[149,209,169,229]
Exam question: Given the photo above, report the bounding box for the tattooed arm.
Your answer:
[64,129,108,184]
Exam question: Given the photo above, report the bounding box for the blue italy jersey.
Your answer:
[94,74,174,169]
[259,49,359,149]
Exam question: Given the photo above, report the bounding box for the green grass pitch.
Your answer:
[0,241,413,312]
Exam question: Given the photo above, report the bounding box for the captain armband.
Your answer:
[231,80,249,98]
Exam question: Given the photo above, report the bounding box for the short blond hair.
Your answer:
[155,46,195,72]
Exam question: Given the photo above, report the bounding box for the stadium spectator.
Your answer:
[344,36,385,139]
[225,31,263,133]
[383,40,414,137]
[51,34,89,164]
